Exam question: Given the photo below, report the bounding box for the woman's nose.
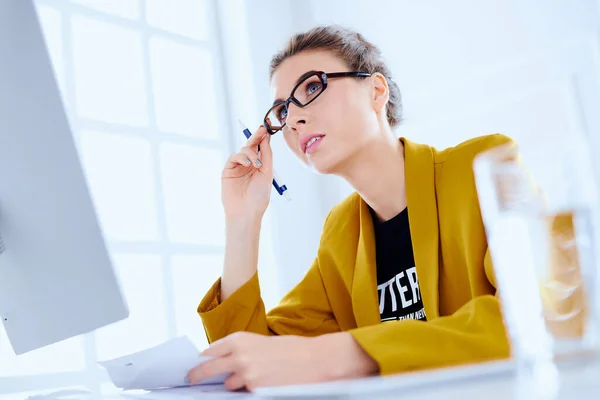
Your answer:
[286,103,308,129]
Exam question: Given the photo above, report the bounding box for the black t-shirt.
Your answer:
[371,207,427,322]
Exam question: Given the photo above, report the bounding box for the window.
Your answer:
[0,1,278,397]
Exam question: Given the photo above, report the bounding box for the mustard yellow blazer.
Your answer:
[198,134,513,375]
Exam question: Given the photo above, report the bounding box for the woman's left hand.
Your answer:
[187,331,379,391]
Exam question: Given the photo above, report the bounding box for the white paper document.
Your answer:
[127,384,253,399]
[99,336,227,390]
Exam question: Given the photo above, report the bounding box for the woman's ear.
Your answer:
[371,72,389,115]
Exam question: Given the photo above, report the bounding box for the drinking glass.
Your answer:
[474,135,600,397]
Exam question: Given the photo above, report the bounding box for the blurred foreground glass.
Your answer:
[474,136,600,396]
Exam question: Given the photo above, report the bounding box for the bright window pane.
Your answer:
[94,254,168,361]
[146,0,209,40]
[71,0,140,20]
[36,5,66,99]
[0,326,85,376]
[171,254,223,349]
[71,16,148,126]
[149,37,219,139]
[79,130,160,241]
[160,143,224,245]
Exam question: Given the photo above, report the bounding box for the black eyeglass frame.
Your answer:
[263,71,372,135]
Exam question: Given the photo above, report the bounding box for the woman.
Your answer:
[188,25,512,391]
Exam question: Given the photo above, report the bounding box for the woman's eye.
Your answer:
[277,106,288,121]
[306,82,321,95]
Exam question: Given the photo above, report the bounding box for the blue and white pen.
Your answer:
[238,119,292,201]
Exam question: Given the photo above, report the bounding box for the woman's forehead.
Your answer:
[270,50,347,100]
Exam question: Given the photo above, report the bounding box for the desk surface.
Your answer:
[13,356,600,400]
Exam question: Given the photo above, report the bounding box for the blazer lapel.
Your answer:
[351,198,381,327]
[402,137,440,319]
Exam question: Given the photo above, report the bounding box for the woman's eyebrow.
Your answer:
[272,70,319,106]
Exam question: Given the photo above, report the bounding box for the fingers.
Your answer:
[203,331,257,358]
[224,148,262,170]
[224,373,246,392]
[202,337,233,358]
[223,126,270,171]
[245,125,268,150]
[188,355,236,384]
[257,131,272,172]
[224,152,251,169]
[239,147,262,168]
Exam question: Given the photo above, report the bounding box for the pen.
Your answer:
[238,119,292,201]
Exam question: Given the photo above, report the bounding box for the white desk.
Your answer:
[255,356,600,399]
[11,356,600,400]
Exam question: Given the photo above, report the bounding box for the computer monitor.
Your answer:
[0,0,129,355]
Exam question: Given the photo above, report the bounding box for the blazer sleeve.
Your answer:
[348,249,510,375]
[197,256,341,344]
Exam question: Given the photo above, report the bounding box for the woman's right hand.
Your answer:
[221,126,273,220]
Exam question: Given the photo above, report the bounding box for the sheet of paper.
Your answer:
[123,384,253,399]
[99,336,227,390]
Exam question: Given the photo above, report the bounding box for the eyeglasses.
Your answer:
[263,70,372,135]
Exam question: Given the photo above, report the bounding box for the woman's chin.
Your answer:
[307,155,341,175]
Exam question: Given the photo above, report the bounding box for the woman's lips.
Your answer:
[300,134,325,154]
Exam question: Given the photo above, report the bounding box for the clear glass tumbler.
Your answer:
[473,135,600,397]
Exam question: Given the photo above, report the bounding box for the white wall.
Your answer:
[306,0,600,192]
[218,0,342,295]
[220,0,600,295]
